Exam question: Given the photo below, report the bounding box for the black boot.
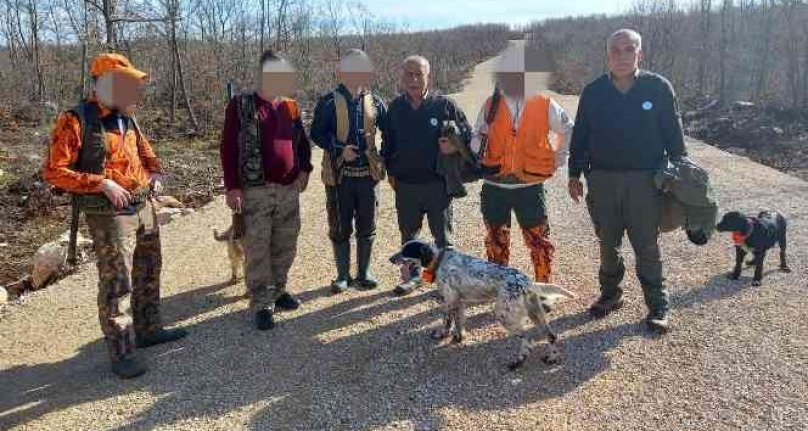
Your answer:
[331,241,351,293]
[355,238,378,289]
[275,292,301,311]
[112,354,147,379]
[255,309,275,330]
[136,328,188,348]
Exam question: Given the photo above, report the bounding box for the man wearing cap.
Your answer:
[472,42,574,284]
[568,29,687,331]
[42,53,187,379]
[382,55,473,296]
[311,49,388,294]
[220,50,313,331]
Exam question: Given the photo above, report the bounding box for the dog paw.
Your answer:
[752,280,762,287]
[431,329,450,340]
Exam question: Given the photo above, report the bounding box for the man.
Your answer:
[42,53,187,379]
[568,29,687,331]
[311,49,388,294]
[220,51,313,330]
[382,55,473,296]
[472,43,573,284]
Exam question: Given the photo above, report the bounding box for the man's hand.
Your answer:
[226,189,244,213]
[149,173,164,196]
[297,171,310,193]
[343,145,359,162]
[101,179,132,210]
[438,137,457,155]
[568,178,584,203]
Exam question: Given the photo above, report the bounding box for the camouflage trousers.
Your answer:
[85,199,162,363]
[481,183,555,282]
[243,183,301,311]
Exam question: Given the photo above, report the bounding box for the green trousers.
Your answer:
[586,170,668,314]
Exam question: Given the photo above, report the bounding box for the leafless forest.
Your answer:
[0,0,512,134]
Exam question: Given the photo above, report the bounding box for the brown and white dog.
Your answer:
[390,240,576,370]
[214,213,246,283]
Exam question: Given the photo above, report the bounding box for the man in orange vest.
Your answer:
[471,43,574,283]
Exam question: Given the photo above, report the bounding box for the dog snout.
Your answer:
[389,252,403,265]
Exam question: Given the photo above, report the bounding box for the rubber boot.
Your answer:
[355,238,378,289]
[331,241,351,293]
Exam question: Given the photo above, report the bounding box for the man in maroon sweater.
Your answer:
[220,50,313,330]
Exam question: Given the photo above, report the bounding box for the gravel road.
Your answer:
[1,42,806,431]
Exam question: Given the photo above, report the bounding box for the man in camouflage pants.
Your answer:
[220,50,313,330]
[42,53,187,379]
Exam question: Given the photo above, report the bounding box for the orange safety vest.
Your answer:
[481,94,557,183]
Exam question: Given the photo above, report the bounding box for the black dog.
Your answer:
[716,210,790,286]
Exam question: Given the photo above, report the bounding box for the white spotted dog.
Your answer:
[390,240,576,370]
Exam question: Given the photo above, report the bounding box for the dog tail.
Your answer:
[213,227,231,242]
[530,282,576,306]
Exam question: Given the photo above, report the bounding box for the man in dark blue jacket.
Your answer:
[568,29,687,332]
[311,49,388,293]
[382,55,472,296]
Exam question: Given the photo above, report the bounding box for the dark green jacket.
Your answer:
[655,158,718,245]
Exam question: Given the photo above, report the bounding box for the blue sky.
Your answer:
[361,0,632,30]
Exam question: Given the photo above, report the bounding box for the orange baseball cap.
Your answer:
[90,53,148,81]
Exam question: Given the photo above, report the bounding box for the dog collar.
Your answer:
[731,217,755,246]
[422,248,449,284]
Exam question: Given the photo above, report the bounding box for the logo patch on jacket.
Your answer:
[642,101,654,111]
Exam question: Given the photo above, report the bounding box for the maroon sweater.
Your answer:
[220,93,313,190]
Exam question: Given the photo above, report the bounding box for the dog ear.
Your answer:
[418,242,436,267]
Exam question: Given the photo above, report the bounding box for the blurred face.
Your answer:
[94,71,145,111]
[607,35,642,79]
[401,61,429,100]
[496,72,525,98]
[339,71,374,95]
[260,70,297,100]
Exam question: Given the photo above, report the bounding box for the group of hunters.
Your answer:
[43,28,688,379]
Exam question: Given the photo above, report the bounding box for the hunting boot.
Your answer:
[331,241,351,293]
[355,238,378,289]
[112,354,147,379]
[393,264,423,296]
[255,309,275,331]
[646,309,670,332]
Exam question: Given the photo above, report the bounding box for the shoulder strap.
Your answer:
[485,87,502,126]
[362,93,378,141]
[69,101,106,174]
[333,91,350,144]
[237,92,256,129]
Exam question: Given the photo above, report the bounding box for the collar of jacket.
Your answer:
[337,83,364,101]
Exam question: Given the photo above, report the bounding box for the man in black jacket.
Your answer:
[382,55,472,296]
[568,29,687,331]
